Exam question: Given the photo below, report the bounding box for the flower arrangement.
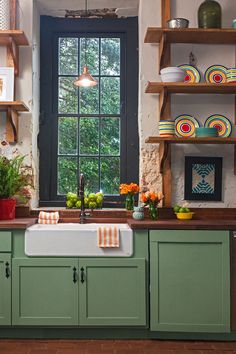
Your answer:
[140,191,164,220]
[119,183,140,211]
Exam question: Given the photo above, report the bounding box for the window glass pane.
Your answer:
[80,80,99,114]
[59,38,78,75]
[58,117,78,155]
[80,38,99,75]
[80,157,99,193]
[80,117,99,155]
[100,77,120,114]
[101,157,120,195]
[58,157,78,195]
[100,118,120,156]
[58,77,78,114]
[101,38,120,75]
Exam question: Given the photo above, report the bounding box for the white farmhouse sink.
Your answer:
[25,223,133,257]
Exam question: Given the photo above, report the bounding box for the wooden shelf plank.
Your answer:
[145,27,236,44]
[0,30,29,46]
[146,136,236,144]
[0,101,29,112]
[146,82,236,94]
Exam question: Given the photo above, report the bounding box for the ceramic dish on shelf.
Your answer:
[204,65,228,83]
[195,127,218,137]
[178,64,201,83]
[204,114,232,137]
[175,115,200,137]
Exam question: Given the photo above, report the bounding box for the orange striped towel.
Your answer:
[97,226,120,248]
[38,211,59,224]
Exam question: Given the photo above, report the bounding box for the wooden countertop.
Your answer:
[127,218,236,230]
[1,217,236,231]
[0,218,37,229]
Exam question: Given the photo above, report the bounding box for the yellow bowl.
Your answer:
[175,212,194,220]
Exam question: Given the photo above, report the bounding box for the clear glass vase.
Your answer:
[148,204,158,220]
[125,193,135,211]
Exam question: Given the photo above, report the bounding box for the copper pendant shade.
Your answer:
[74,65,97,87]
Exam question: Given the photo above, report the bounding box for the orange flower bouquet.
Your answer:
[140,191,164,220]
[120,183,140,210]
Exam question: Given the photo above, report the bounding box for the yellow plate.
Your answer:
[175,212,194,220]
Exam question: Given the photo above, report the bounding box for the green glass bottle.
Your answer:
[198,0,222,28]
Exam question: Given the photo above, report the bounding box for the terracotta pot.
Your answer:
[0,198,16,220]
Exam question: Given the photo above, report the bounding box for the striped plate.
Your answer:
[204,114,232,137]
[175,115,200,137]
[204,65,228,83]
[178,64,201,83]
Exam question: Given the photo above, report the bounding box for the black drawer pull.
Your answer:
[73,267,77,283]
[80,267,85,283]
[5,262,10,279]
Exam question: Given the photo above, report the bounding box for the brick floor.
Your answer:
[0,340,236,354]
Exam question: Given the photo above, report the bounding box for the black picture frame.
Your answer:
[184,156,222,201]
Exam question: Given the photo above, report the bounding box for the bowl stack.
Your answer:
[159,120,175,137]
[160,67,186,82]
[227,68,236,83]
[195,127,218,137]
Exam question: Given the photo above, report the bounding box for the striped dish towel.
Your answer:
[38,211,59,224]
[97,226,120,248]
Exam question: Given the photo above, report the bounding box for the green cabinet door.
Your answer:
[0,254,11,325]
[79,258,146,326]
[12,258,79,326]
[150,230,230,333]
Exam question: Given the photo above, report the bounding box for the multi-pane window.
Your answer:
[39,17,138,206]
[57,37,121,196]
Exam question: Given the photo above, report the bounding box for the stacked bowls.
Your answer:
[159,120,175,137]
[227,68,236,83]
[195,127,218,137]
[160,67,186,82]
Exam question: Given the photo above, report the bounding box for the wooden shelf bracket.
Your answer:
[159,141,169,174]
[6,108,18,143]
[159,87,168,118]
[7,37,19,75]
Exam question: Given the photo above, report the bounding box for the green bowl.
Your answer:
[195,127,218,137]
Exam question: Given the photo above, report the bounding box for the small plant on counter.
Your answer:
[0,155,32,220]
[140,191,164,220]
[66,192,104,210]
[119,183,140,211]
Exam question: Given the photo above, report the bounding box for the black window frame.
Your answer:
[39,16,139,207]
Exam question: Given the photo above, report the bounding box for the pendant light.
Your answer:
[74,0,98,88]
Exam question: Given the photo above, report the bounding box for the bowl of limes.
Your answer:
[173,205,194,220]
[66,192,104,210]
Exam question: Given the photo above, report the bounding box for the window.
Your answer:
[39,17,138,206]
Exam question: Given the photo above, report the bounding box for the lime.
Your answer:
[173,205,181,213]
[66,200,74,209]
[76,200,81,209]
[89,201,97,210]
[179,207,187,213]
[88,193,97,202]
[185,207,190,213]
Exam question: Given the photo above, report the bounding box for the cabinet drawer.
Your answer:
[0,232,12,252]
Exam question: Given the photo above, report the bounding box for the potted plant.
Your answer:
[0,155,32,220]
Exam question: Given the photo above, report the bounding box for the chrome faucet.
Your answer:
[78,173,86,224]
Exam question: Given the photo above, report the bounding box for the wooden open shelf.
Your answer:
[145,27,236,45]
[145,136,236,144]
[146,136,236,178]
[0,30,28,46]
[0,101,29,112]
[146,82,236,94]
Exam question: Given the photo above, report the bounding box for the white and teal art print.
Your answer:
[185,157,222,201]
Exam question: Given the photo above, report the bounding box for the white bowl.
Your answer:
[160,67,186,82]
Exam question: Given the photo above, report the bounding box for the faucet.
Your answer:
[78,173,86,224]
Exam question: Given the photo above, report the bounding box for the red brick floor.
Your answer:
[1,340,236,354]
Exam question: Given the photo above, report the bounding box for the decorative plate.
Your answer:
[175,115,200,137]
[204,65,228,83]
[204,114,232,137]
[178,64,201,83]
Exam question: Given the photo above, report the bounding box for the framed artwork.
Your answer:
[184,156,222,201]
[0,67,14,101]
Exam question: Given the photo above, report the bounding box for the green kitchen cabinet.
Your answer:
[150,230,230,333]
[0,254,11,325]
[79,258,146,326]
[12,258,79,326]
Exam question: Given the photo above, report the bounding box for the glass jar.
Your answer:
[125,193,135,211]
[148,204,158,220]
[198,0,222,29]
[132,206,144,220]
